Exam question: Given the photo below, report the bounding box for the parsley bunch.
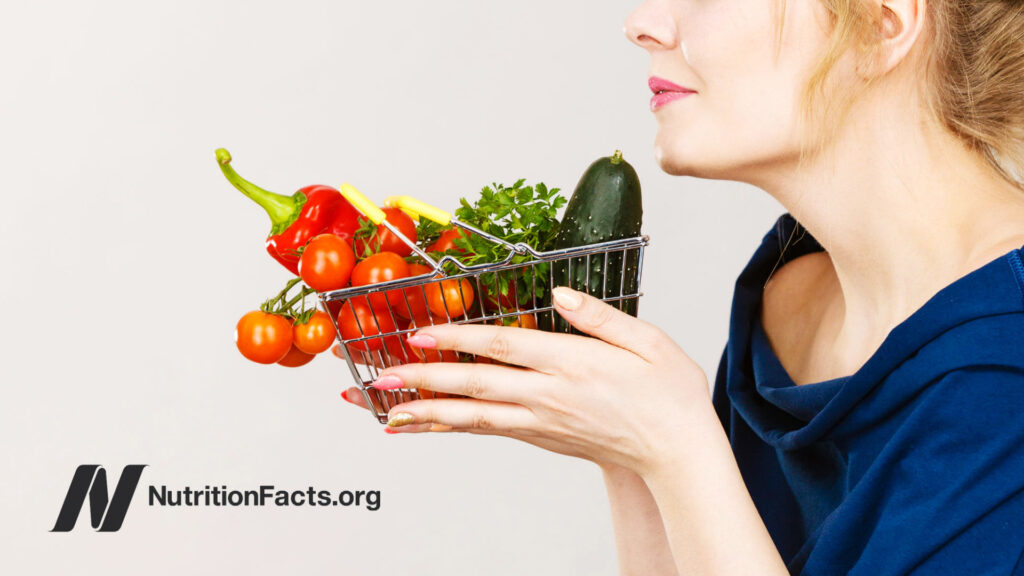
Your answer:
[454,179,565,262]
[414,179,566,308]
[414,215,445,252]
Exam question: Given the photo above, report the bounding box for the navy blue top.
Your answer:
[712,212,1024,575]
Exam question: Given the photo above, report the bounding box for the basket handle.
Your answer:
[340,183,387,225]
[387,195,452,226]
[390,194,526,255]
[383,196,420,222]
[338,185,443,270]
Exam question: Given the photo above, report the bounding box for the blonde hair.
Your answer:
[779,0,1024,190]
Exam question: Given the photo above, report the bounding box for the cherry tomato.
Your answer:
[494,311,538,329]
[236,311,293,364]
[399,305,431,329]
[424,277,475,318]
[427,228,472,254]
[351,251,410,311]
[338,297,400,352]
[299,234,356,293]
[292,310,336,355]
[391,263,434,320]
[355,208,417,257]
[277,344,315,367]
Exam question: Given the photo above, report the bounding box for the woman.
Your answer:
[340,0,1024,573]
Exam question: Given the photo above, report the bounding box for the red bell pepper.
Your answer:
[216,148,362,275]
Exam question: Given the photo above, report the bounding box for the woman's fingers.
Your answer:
[333,343,385,368]
[340,386,370,410]
[384,422,455,434]
[332,343,407,369]
[403,322,594,374]
[549,286,668,362]
[372,362,547,405]
[398,287,667,370]
[385,398,535,431]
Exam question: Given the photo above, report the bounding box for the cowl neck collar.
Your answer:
[724,213,1024,450]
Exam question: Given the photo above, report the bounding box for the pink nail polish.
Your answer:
[371,374,404,390]
[406,333,437,348]
[384,427,400,434]
[341,390,356,404]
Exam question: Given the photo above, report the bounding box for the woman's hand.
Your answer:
[339,285,710,474]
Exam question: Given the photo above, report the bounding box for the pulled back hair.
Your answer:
[780,0,1024,190]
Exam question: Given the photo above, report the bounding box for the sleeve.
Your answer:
[842,367,1024,576]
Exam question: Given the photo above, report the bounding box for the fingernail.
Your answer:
[387,412,416,427]
[406,333,437,348]
[552,287,581,311]
[341,390,351,403]
[429,424,453,432]
[384,427,401,434]
[371,374,404,390]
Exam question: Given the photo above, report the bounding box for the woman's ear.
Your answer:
[858,0,927,79]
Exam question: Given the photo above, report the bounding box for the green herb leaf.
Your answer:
[444,179,565,305]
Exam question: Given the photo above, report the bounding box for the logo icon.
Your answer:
[51,465,147,532]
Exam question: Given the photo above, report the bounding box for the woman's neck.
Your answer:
[753,93,1024,362]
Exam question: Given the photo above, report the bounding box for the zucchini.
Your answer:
[541,150,643,333]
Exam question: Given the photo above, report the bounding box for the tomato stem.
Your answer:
[281,286,316,313]
[272,278,303,303]
[292,307,317,325]
[258,278,311,319]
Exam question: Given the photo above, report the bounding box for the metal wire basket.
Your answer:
[320,185,649,423]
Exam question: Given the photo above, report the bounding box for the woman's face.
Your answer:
[625,0,837,182]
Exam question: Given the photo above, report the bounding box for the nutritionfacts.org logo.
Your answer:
[52,464,381,532]
[148,484,381,508]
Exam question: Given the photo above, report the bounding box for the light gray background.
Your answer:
[0,1,783,574]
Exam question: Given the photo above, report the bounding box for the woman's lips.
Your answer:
[650,91,694,111]
[649,76,696,111]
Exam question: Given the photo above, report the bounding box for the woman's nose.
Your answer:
[624,0,678,51]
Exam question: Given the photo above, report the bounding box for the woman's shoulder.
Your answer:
[916,310,1024,373]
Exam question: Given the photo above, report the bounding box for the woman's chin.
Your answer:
[654,139,753,181]
[654,141,707,177]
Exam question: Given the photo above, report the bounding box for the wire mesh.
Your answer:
[319,235,649,423]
